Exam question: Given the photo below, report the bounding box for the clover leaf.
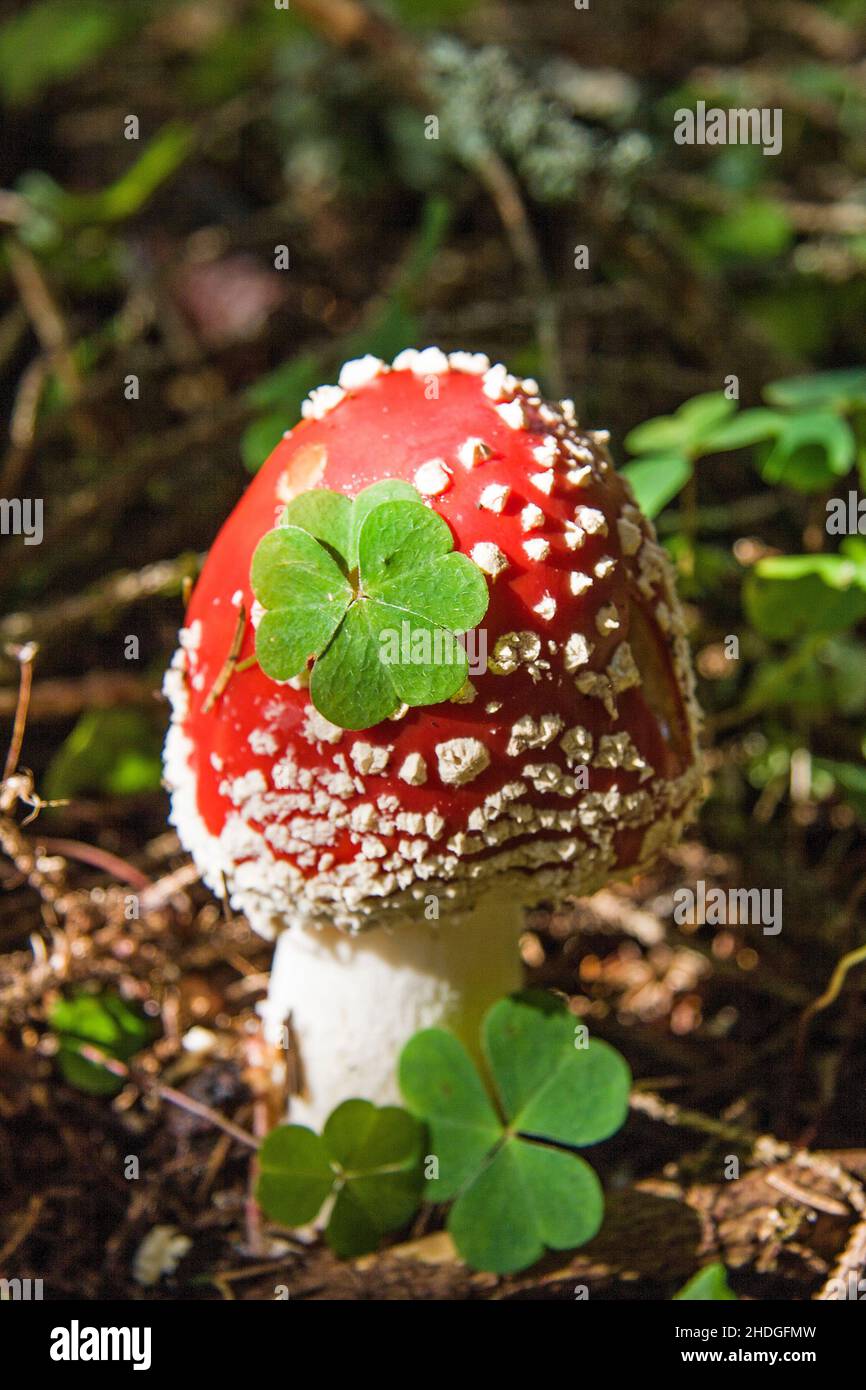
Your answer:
[250,482,489,729]
[256,1099,426,1257]
[398,991,631,1275]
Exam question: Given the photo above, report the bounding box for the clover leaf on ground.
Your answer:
[256,1098,426,1258]
[398,991,631,1274]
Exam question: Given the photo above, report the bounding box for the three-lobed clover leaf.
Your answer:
[398,991,631,1275]
[256,1098,426,1258]
[250,481,489,729]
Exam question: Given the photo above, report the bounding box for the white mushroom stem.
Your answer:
[259,892,527,1128]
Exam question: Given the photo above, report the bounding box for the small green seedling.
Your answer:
[50,989,154,1095]
[250,481,489,728]
[256,1098,426,1257]
[399,991,631,1275]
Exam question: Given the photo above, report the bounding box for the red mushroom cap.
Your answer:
[164,349,702,937]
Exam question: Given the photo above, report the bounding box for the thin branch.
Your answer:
[203,605,247,713]
[35,838,151,891]
[3,641,38,781]
[77,1044,260,1151]
[5,238,80,400]
[797,939,866,1062]
[629,1089,760,1146]
[0,671,152,722]
[1,553,203,657]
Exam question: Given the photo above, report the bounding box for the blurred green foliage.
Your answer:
[50,989,154,1095]
[44,710,163,800]
[625,371,866,517]
[0,0,127,104]
[622,367,866,832]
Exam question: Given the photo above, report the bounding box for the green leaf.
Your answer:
[624,417,692,456]
[251,484,490,729]
[43,708,163,800]
[327,1177,420,1258]
[674,1263,737,1301]
[50,990,153,1095]
[745,553,866,639]
[322,1100,425,1257]
[765,368,866,414]
[758,412,856,492]
[240,412,287,475]
[814,759,866,821]
[256,1126,335,1227]
[448,1138,604,1275]
[363,599,470,708]
[447,1141,544,1274]
[282,489,352,566]
[359,500,489,630]
[512,1143,604,1250]
[676,392,738,444]
[242,355,326,471]
[621,453,692,517]
[251,526,352,681]
[625,393,734,457]
[323,1098,423,1174]
[701,198,794,261]
[740,637,866,719]
[0,0,123,104]
[483,993,631,1147]
[256,1101,426,1257]
[399,1029,502,1201]
[698,407,784,452]
[309,600,405,728]
[399,993,631,1273]
[347,480,419,570]
[245,352,324,412]
[19,124,194,229]
[358,498,453,587]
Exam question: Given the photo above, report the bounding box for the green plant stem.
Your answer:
[679,463,698,578]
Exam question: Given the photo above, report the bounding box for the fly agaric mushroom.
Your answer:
[164,349,702,1126]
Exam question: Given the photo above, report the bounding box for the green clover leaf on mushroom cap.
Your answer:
[250,481,490,730]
